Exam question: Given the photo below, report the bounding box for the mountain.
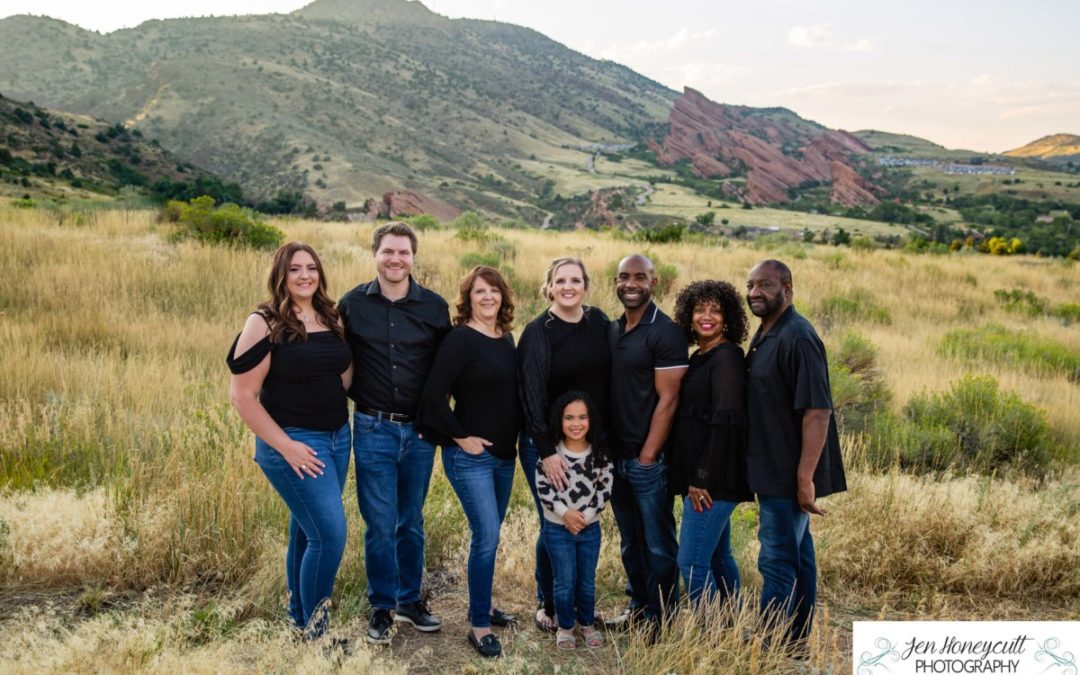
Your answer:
[854,130,985,161]
[1005,134,1080,164]
[651,88,882,206]
[0,0,675,217]
[0,92,224,200]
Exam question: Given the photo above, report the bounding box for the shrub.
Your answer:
[813,289,891,327]
[11,197,36,209]
[459,252,500,269]
[1051,302,1080,325]
[993,288,1047,316]
[897,375,1051,475]
[452,211,498,243]
[940,325,1080,377]
[828,331,890,434]
[405,213,440,231]
[635,223,685,244]
[166,196,283,250]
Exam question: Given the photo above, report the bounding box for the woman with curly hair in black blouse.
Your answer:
[670,279,753,605]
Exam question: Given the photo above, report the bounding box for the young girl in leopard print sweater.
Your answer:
[535,391,614,650]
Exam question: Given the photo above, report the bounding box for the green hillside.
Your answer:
[0,0,675,217]
[0,92,234,203]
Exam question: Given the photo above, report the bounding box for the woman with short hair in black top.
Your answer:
[227,242,352,641]
[419,265,519,658]
[516,256,611,631]
[670,280,753,605]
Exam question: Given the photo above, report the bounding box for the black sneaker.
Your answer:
[394,601,442,632]
[367,608,394,644]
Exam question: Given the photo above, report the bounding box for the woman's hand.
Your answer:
[687,486,712,513]
[562,509,586,534]
[279,439,325,479]
[541,453,571,491]
[455,436,493,456]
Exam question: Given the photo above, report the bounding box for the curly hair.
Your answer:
[547,390,609,467]
[672,279,749,345]
[454,265,515,334]
[257,241,344,344]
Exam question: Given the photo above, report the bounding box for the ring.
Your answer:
[302,464,308,469]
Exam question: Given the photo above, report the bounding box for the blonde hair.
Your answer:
[540,257,590,301]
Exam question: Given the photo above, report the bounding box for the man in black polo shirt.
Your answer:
[338,222,451,644]
[744,259,846,648]
[606,254,688,633]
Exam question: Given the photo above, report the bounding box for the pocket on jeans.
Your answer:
[352,413,377,433]
[631,457,663,472]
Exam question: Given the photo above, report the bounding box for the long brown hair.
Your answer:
[454,266,515,334]
[257,241,344,344]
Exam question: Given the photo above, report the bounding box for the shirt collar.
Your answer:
[366,276,422,302]
[752,304,796,344]
[619,301,659,328]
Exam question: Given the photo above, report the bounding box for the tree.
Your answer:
[695,210,715,226]
[831,227,851,246]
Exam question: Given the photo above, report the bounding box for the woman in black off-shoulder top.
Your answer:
[226,242,352,641]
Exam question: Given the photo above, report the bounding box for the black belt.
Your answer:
[362,408,414,424]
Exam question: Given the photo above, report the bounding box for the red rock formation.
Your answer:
[655,88,880,206]
[367,190,462,221]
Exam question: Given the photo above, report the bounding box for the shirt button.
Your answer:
[392,365,397,369]
[390,344,395,348]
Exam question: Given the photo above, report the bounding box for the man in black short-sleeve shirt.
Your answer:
[745,259,846,647]
[606,254,688,632]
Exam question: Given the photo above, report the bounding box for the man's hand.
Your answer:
[797,477,826,516]
[541,453,571,491]
[563,509,586,534]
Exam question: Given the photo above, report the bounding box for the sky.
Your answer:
[2,0,1077,152]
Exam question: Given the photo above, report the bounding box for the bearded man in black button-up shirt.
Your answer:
[745,259,846,649]
[338,222,451,644]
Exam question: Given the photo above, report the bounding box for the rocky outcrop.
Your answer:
[653,88,881,206]
[367,190,462,221]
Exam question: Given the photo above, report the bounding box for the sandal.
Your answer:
[556,628,577,651]
[534,607,557,633]
[580,624,603,648]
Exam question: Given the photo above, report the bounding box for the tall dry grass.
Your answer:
[2,205,1079,671]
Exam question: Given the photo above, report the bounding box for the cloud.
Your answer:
[767,80,924,99]
[787,24,873,52]
[663,62,748,89]
[597,27,717,61]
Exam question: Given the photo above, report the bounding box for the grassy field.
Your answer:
[640,183,910,237]
[1,204,1078,673]
[906,165,1080,203]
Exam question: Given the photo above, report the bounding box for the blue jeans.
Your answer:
[255,422,351,636]
[678,496,740,604]
[442,446,516,628]
[518,434,555,613]
[542,520,601,630]
[610,456,679,620]
[353,411,436,610]
[757,495,817,643]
